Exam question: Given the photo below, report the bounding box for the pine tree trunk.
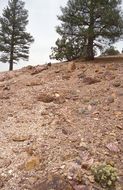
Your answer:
[9,23,15,71]
[9,58,13,71]
[9,42,14,71]
[86,37,94,61]
[85,0,94,61]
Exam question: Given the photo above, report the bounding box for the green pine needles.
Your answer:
[50,0,123,61]
[0,0,34,71]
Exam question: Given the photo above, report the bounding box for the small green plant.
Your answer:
[91,164,117,189]
[101,46,120,56]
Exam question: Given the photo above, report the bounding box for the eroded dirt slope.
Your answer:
[0,57,123,190]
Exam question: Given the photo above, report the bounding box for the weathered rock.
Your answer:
[62,74,71,80]
[106,96,114,104]
[103,106,110,111]
[68,62,76,72]
[31,66,48,75]
[83,77,101,85]
[106,142,120,153]
[24,156,40,171]
[81,158,94,170]
[79,142,88,150]
[0,93,10,99]
[112,81,121,87]
[116,125,122,130]
[47,62,51,67]
[54,95,66,104]
[34,174,73,190]
[0,158,11,168]
[37,93,54,103]
[66,162,83,182]
[89,100,98,106]
[78,73,86,79]
[78,108,86,114]
[103,71,115,80]
[12,134,30,142]
[116,89,123,96]
[62,128,69,135]
[26,79,43,86]
[3,85,10,91]
[0,178,3,188]
[87,105,92,112]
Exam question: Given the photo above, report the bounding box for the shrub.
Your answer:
[91,164,118,189]
[102,46,120,56]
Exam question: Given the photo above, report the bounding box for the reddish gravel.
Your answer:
[0,57,123,190]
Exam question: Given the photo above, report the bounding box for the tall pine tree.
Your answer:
[0,0,34,71]
[50,0,123,61]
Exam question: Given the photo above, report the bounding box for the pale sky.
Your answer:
[0,0,123,72]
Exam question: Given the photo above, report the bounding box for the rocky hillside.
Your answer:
[0,57,123,190]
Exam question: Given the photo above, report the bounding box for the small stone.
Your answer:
[106,142,120,153]
[116,90,123,96]
[78,73,85,79]
[8,169,13,175]
[54,96,66,104]
[103,106,110,111]
[12,134,30,142]
[62,128,68,135]
[103,71,115,80]
[113,81,121,87]
[68,175,73,180]
[60,165,66,169]
[90,100,98,106]
[95,69,99,73]
[0,158,11,168]
[88,105,92,111]
[81,158,94,170]
[92,111,99,115]
[67,163,83,182]
[55,70,60,73]
[83,97,90,103]
[31,66,48,75]
[47,62,51,66]
[62,74,71,80]
[54,93,60,98]
[83,77,101,85]
[37,93,54,103]
[107,96,114,104]
[68,62,76,72]
[87,175,95,183]
[93,118,99,121]
[79,142,88,150]
[78,108,86,114]
[28,176,40,185]
[115,111,122,118]
[0,179,3,188]
[116,125,122,130]
[24,156,40,171]
[3,85,10,90]
[74,158,82,166]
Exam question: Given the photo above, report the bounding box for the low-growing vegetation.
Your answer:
[92,164,118,189]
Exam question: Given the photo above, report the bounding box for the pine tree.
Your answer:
[101,46,120,56]
[50,0,123,61]
[0,0,34,71]
[50,36,85,61]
